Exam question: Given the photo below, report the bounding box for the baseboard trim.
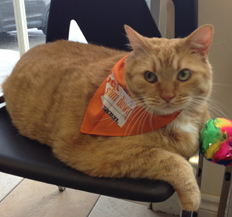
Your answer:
[200,194,220,213]
[152,193,220,216]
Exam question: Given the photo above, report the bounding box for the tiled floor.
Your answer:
[0,174,173,217]
[0,173,23,202]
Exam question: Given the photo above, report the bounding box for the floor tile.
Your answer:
[89,195,172,217]
[0,179,99,217]
[0,172,23,202]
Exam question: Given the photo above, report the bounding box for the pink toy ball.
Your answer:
[200,118,232,166]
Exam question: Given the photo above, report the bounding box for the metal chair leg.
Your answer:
[147,202,152,210]
[196,153,204,189]
[180,210,194,217]
[58,186,66,191]
[217,166,232,217]
[181,210,200,217]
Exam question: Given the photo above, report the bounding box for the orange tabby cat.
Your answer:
[2,24,213,211]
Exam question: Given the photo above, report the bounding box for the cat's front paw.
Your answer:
[179,187,201,211]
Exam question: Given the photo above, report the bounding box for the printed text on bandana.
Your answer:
[101,72,136,127]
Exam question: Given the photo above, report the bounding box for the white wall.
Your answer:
[199,0,232,197]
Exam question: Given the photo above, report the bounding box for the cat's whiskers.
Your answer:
[213,82,232,88]
[137,109,150,135]
[142,110,151,134]
[207,97,232,118]
[115,96,148,113]
[124,106,143,136]
[143,98,179,115]
[124,106,145,136]
[145,97,161,105]
[92,95,146,126]
[107,118,118,127]
[186,96,206,107]
[140,96,164,114]
[149,109,154,131]
[128,108,149,136]
[94,116,113,123]
[187,95,230,118]
[93,97,153,136]
[208,104,228,118]
[172,96,190,106]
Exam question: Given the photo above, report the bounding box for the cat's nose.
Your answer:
[162,95,174,103]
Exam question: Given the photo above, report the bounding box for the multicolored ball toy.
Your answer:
[200,118,232,166]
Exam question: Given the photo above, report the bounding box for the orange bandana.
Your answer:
[80,55,180,136]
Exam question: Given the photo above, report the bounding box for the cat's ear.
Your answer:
[186,24,214,55]
[124,25,147,54]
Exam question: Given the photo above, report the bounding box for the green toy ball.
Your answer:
[200,118,232,166]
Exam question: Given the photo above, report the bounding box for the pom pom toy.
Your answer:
[200,118,232,166]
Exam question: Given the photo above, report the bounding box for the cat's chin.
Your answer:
[155,106,182,116]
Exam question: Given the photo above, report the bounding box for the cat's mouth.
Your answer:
[135,96,183,116]
[157,105,182,115]
[156,96,193,115]
[142,103,182,116]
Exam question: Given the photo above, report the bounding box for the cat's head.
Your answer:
[124,25,213,115]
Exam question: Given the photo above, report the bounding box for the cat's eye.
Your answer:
[144,71,157,83]
[177,69,191,81]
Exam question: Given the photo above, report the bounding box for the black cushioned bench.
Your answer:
[0,105,174,202]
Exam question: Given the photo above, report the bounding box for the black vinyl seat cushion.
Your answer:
[0,106,174,202]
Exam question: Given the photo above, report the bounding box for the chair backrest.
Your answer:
[172,0,198,38]
[46,0,161,51]
[46,0,198,51]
